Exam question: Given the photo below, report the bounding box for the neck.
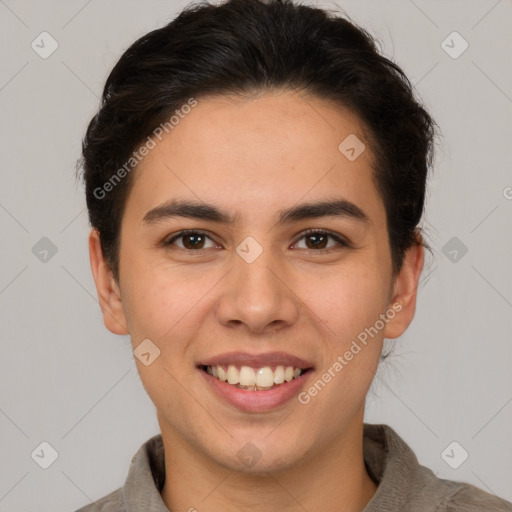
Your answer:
[159,415,378,512]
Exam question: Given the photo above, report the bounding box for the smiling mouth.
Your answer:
[199,364,312,391]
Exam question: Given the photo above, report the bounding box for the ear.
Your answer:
[88,228,129,335]
[383,234,424,340]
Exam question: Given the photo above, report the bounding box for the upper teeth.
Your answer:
[206,365,302,387]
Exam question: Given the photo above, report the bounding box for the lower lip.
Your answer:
[198,368,313,412]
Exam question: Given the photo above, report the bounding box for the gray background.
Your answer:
[0,0,511,510]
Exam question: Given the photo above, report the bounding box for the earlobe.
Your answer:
[88,229,129,335]
[383,237,425,340]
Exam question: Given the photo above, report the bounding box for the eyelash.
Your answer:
[164,228,350,254]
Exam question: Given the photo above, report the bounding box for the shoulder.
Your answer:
[74,488,122,512]
[72,433,166,512]
[391,460,512,512]
[396,446,512,511]
[362,423,512,512]
[438,480,512,512]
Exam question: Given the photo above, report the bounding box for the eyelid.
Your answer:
[164,229,220,249]
[295,228,351,249]
[164,228,350,252]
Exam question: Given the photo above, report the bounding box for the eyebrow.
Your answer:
[142,198,370,227]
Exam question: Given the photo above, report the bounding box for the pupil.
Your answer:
[185,234,203,249]
[308,233,326,249]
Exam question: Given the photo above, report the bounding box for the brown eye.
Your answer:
[293,229,349,252]
[304,232,329,249]
[166,231,217,250]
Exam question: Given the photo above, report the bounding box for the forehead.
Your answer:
[124,90,385,227]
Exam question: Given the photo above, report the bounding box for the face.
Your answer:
[90,90,423,474]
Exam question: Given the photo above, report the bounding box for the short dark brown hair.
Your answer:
[79,0,437,281]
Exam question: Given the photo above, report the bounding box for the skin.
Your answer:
[89,90,424,512]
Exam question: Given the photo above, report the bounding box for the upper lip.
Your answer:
[198,351,314,370]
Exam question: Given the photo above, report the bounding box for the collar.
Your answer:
[117,423,443,511]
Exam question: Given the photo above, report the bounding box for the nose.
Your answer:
[215,240,301,335]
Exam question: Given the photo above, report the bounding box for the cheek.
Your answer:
[120,252,199,339]
[300,260,389,341]
[121,261,232,375]
[303,266,387,394]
